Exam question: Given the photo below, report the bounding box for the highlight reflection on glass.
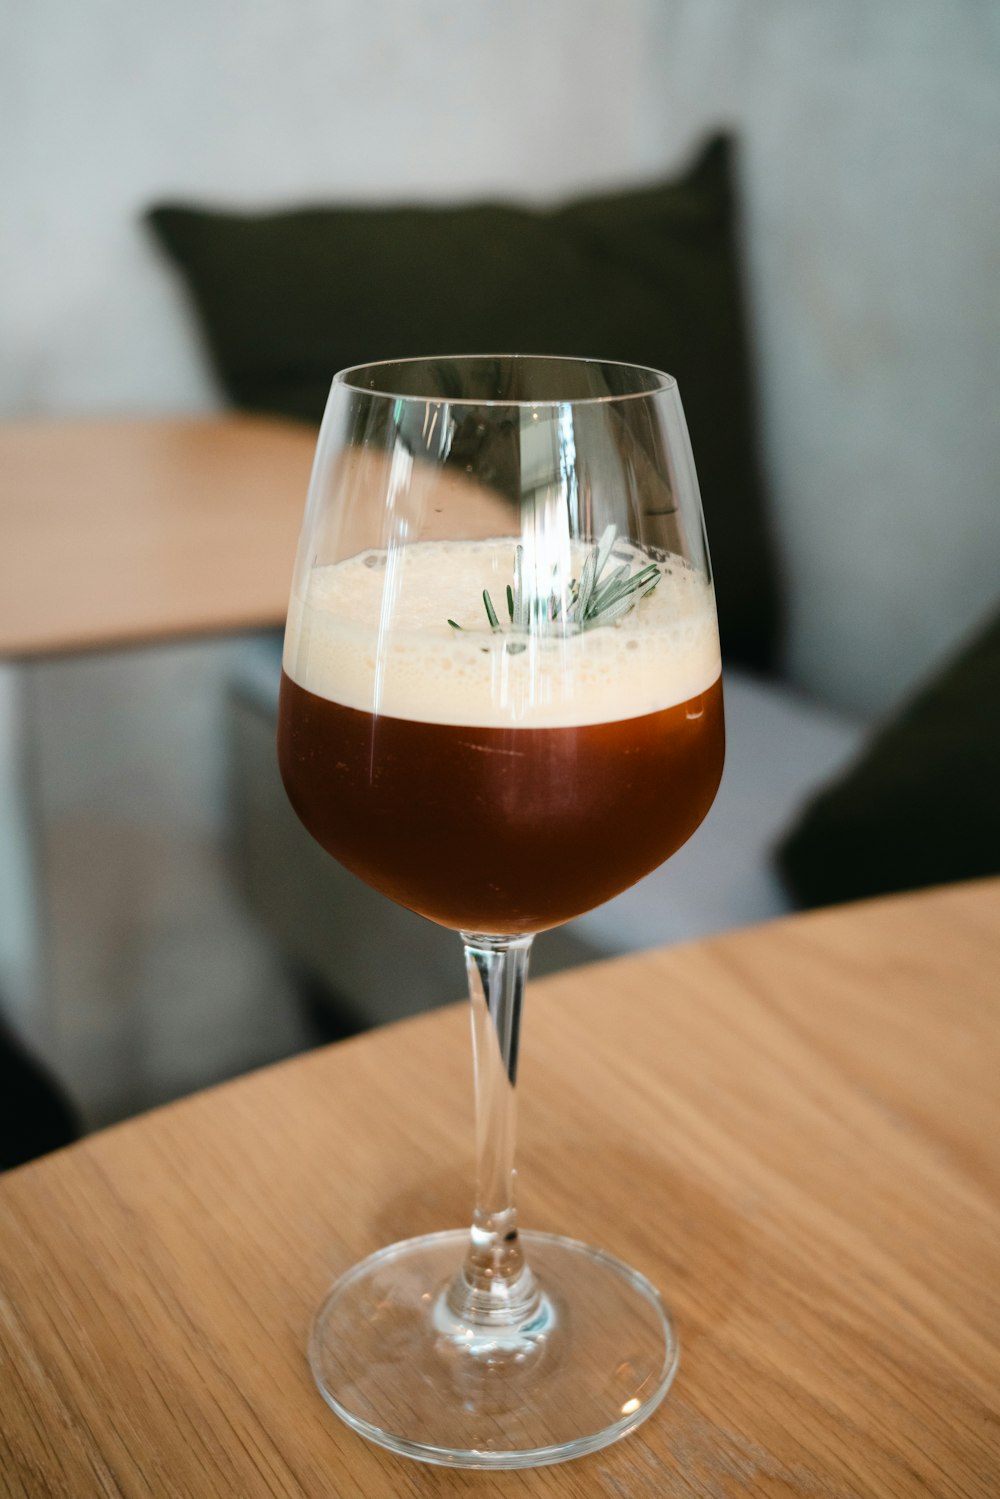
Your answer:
[277,355,724,1469]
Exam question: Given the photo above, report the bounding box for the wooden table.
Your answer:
[1,879,998,1497]
[0,416,315,657]
[0,416,318,1083]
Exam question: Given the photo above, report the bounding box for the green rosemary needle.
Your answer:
[468,525,660,639]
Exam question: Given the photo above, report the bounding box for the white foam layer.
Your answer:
[284,538,721,727]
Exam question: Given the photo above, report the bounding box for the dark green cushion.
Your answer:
[777,608,1000,906]
[147,135,779,668]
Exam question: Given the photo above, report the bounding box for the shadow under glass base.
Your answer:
[309,1228,679,1470]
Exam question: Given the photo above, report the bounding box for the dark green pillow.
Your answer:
[777,608,1000,907]
[147,135,779,669]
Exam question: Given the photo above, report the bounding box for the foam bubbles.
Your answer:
[284,538,721,727]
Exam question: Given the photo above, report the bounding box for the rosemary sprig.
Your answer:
[465,525,660,638]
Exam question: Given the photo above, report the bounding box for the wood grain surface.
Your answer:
[1,880,998,1497]
[0,417,315,657]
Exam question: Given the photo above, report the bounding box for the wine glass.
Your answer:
[278,354,724,1468]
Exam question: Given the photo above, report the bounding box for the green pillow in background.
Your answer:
[776,608,1000,908]
[148,135,780,671]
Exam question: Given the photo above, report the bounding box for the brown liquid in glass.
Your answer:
[278,671,724,933]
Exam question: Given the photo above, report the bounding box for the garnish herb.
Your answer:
[449,525,660,639]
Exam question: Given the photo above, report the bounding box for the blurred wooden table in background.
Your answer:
[0,416,315,657]
[1,879,998,1497]
[0,413,316,1122]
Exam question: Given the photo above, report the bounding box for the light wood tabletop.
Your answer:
[0,417,316,657]
[1,879,998,1497]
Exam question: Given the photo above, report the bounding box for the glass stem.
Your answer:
[449,932,540,1326]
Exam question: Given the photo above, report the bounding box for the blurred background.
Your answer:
[1,1,998,1155]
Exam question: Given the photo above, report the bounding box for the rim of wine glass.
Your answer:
[333,352,678,406]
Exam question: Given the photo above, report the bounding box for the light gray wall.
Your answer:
[3,0,999,712]
[642,1,1000,713]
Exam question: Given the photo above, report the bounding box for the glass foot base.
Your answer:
[309,1228,679,1469]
